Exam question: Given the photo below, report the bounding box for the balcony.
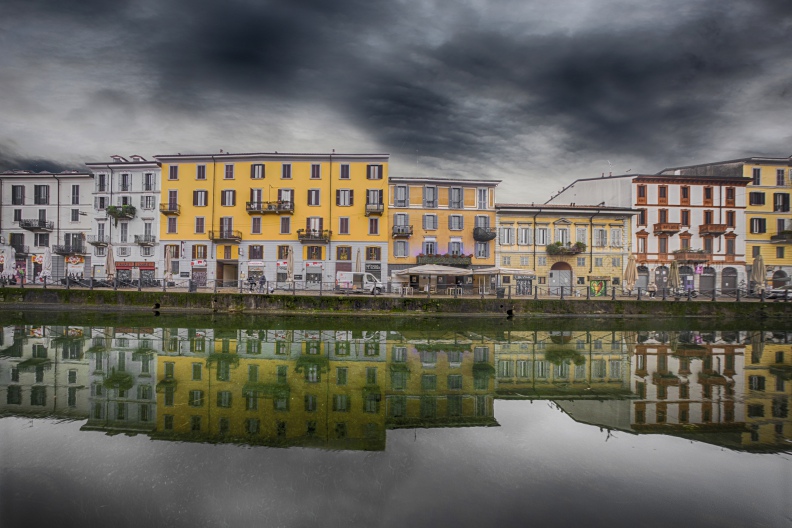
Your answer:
[209,230,242,242]
[297,229,331,244]
[11,244,29,255]
[87,235,110,246]
[246,201,294,215]
[159,203,180,216]
[698,223,728,236]
[546,242,586,255]
[19,219,54,232]
[672,250,709,263]
[770,231,792,243]
[653,222,681,234]
[365,203,384,216]
[52,244,86,255]
[392,225,414,238]
[416,254,472,267]
[652,372,681,387]
[134,235,157,246]
[106,205,136,220]
[473,226,497,242]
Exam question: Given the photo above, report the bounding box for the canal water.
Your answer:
[0,311,789,527]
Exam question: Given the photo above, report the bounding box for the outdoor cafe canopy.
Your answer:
[395,264,473,277]
[471,267,535,277]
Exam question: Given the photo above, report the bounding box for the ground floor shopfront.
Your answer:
[635,264,747,293]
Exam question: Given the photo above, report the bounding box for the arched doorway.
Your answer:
[637,266,650,291]
[655,266,669,290]
[700,266,716,294]
[549,261,573,295]
[772,270,789,288]
[679,265,695,292]
[721,267,738,294]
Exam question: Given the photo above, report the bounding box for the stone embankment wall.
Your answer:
[1,288,790,319]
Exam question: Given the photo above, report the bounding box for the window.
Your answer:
[368,217,379,235]
[749,192,766,205]
[423,239,437,255]
[658,236,668,254]
[681,210,690,226]
[250,164,264,179]
[778,247,785,259]
[449,240,463,256]
[444,215,462,231]
[499,227,514,245]
[726,238,735,255]
[450,187,463,208]
[753,245,761,257]
[477,188,488,209]
[192,362,202,380]
[773,193,790,212]
[11,185,25,205]
[593,228,607,247]
[35,233,49,247]
[337,217,349,235]
[193,190,208,206]
[475,242,489,258]
[167,217,177,234]
[277,245,290,259]
[680,186,690,204]
[224,164,234,179]
[188,390,204,407]
[340,164,350,179]
[638,208,647,226]
[366,189,383,206]
[221,189,236,206]
[394,240,408,257]
[366,164,383,179]
[71,209,80,222]
[308,189,320,206]
[423,214,438,230]
[34,185,49,205]
[725,187,735,206]
[502,256,511,266]
[280,216,290,234]
[637,184,646,201]
[120,173,131,192]
[307,246,322,260]
[337,189,353,206]
[251,217,262,234]
[752,167,761,185]
[142,195,155,210]
[366,246,381,260]
[554,227,569,245]
[749,375,766,391]
[750,218,766,234]
[336,367,348,386]
[169,165,178,180]
[658,209,668,223]
[577,257,586,266]
[704,210,713,224]
[394,185,409,207]
[196,165,206,180]
[333,394,350,412]
[336,246,351,261]
[658,185,667,203]
[311,164,321,179]
[535,227,548,245]
[518,227,532,245]
[423,186,437,208]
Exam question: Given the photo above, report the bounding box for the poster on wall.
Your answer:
[589,280,607,297]
[66,255,85,276]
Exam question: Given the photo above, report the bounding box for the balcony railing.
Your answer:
[134,235,157,246]
[52,244,86,255]
[653,222,681,234]
[10,244,29,255]
[246,201,294,214]
[392,225,414,238]
[416,254,472,267]
[770,231,792,243]
[19,219,54,231]
[87,235,110,246]
[672,250,709,263]
[209,230,242,242]
[365,203,384,216]
[159,203,180,215]
[472,226,496,242]
[698,223,728,236]
[297,229,332,243]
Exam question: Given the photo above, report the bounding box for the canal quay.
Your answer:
[0,309,790,528]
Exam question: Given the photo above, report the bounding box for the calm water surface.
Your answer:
[0,312,790,527]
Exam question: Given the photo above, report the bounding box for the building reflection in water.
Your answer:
[0,322,789,453]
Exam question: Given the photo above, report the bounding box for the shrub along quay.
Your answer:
[0,287,789,320]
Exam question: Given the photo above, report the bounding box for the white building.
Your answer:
[84,156,162,283]
[547,173,751,293]
[0,170,94,281]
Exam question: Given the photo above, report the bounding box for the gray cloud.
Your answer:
[1,0,791,199]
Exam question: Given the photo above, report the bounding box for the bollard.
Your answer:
[611,286,616,300]
[760,289,765,302]
[454,287,457,299]
[534,285,538,300]
[637,287,642,301]
[687,290,691,301]
[711,288,716,302]
[560,287,564,300]
[586,285,590,300]
[43,276,47,289]
[213,279,217,294]
[736,288,740,302]
[90,277,94,290]
[66,276,70,290]
[138,279,142,292]
[163,278,166,292]
[113,276,117,291]
[661,287,666,301]
[292,283,296,296]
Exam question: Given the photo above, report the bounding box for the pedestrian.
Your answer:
[247,276,256,293]
[647,281,657,298]
[258,274,267,293]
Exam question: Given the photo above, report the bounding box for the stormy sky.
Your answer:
[1,0,791,201]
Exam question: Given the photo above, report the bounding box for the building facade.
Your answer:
[387,177,499,276]
[495,204,636,296]
[660,157,792,289]
[0,170,94,281]
[85,156,162,282]
[154,152,390,288]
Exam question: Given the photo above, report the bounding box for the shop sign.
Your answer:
[191,260,207,267]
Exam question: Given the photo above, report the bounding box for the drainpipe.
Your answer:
[211,155,217,279]
[53,174,61,246]
[328,152,333,265]
[532,208,542,270]
[588,208,602,274]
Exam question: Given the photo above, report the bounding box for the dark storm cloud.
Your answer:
[0,146,78,174]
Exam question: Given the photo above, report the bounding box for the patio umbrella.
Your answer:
[750,254,765,292]
[164,244,173,281]
[286,246,294,281]
[1,245,17,278]
[623,254,637,293]
[354,248,362,273]
[40,247,52,280]
[106,244,116,279]
[668,260,681,290]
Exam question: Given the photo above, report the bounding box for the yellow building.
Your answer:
[154,152,389,288]
[660,157,792,288]
[387,177,499,278]
[495,204,637,296]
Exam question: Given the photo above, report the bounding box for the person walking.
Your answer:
[647,281,657,298]
[258,274,267,293]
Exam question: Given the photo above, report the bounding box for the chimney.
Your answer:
[609,172,612,177]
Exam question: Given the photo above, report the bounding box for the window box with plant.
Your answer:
[545,242,586,255]
[106,204,136,220]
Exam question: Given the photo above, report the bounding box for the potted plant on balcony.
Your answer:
[546,241,586,255]
[106,204,136,225]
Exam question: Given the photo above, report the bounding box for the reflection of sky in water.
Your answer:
[2,401,790,528]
